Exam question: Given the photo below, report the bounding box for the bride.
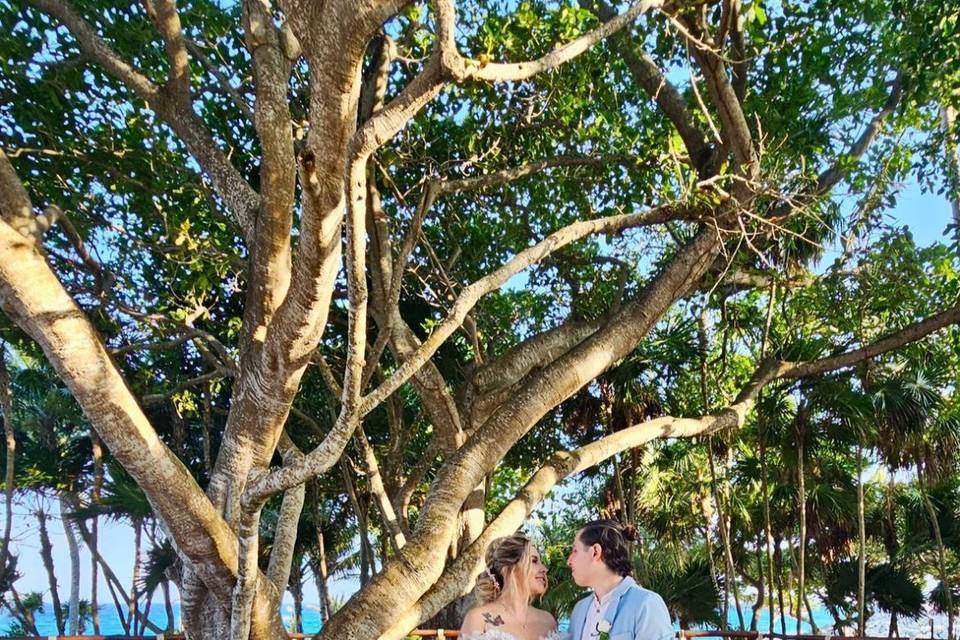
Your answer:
[459,534,563,640]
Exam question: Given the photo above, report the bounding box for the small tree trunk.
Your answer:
[290,557,304,634]
[804,591,819,634]
[162,579,175,633]
[141,585,154,635]
[103,560,131,633]
[8,584,40,636]
[59,493,82,634]
[750,533,765,631]
[0,350,15,573]
[774,540,787,633]
[796,423,807,635]
[130,517,142,636]
[759,425,776,634]
[90,428,104,634]
[201,382,213,474]
[917,456,954,640]
[36,507,66,635]
[698,477,722,628]
[942,106,960,229]
[708,447,745,629]
[342,458,374,584]
[312,486,332,624]
[857,439,867,638]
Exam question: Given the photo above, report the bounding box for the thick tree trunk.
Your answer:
[324,223,726,640]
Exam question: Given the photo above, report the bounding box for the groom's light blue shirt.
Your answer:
[569,576,674,640]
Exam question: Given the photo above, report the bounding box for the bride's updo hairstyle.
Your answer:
[578,519,638,577]
[474,535,534,604]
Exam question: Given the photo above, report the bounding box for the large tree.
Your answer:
[1,0,959,638]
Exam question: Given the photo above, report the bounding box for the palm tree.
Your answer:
[7,359,91,635]
[140,539,178,633]
[72,460,156,634]
[872,366,960,640]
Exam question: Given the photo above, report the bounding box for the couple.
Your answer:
[459,519,674,640]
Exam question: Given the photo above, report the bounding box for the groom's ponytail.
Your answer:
[579,519,636,577]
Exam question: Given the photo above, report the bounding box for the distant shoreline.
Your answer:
[2,601,953,637]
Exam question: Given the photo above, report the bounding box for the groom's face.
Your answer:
[566,531,602,587]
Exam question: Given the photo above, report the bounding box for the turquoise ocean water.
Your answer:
[0,601,840,636]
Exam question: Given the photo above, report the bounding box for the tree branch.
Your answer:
[813,73,903,196]
[580,0,714,174]
[184,39,255,121]
[266,435,306,591]
[141,368,231,406]
[24,0,260,238]
[465,0,663,83]
[144,0,191,97]
[354,428,407,552]
[439,153,657,194]
[0,149,43,241]
[0,216,240,599]
[361,201,703,417]
[383,303,960,634]
[671,11,757,174]
[237,0,297,348]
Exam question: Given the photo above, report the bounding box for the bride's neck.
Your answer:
[497,586,529,615]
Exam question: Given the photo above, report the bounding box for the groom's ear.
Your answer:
[590,543,603,560]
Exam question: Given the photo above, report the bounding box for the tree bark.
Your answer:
[163,578,175,633]
[759,425,776,635]
[796,416,806,635]
[775,540,787,633]
[918,456,955,640]
[857,439,867,638]
[131,517,142,635]
[0,349,15,576]
[942,106,960,230]
[290,557,304,634]
[59,493,82,634]
[36,507,65,635]
[749,533,765,631]
[90,428,103,634]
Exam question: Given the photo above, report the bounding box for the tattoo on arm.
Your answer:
[482,613,505,628]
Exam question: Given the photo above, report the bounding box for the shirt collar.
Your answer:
[593,576,635,607]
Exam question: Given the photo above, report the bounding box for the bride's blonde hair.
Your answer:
[474,535,536,604]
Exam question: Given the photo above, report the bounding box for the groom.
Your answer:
[567,519,674,640]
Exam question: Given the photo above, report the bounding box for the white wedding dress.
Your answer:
[460,631,567,640]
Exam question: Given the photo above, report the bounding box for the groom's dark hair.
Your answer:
[579,519,638,577]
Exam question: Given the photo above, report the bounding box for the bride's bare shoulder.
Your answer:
[460,604,497,632]
[531,606,558,627]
